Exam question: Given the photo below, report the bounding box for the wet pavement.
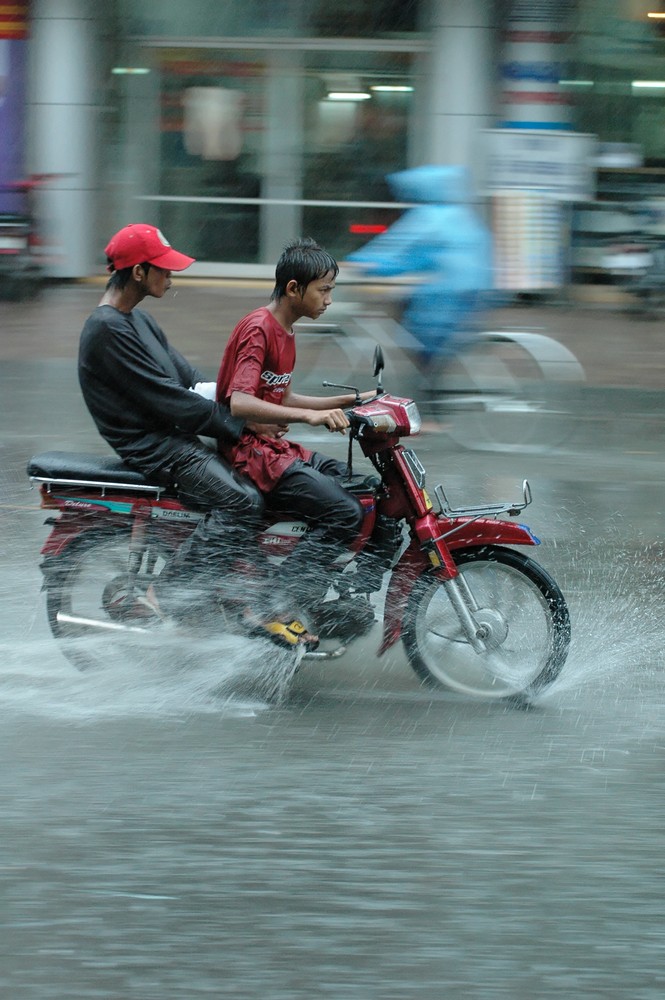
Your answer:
[1,282,665,998]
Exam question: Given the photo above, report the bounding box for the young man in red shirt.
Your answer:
[217,237,376,647]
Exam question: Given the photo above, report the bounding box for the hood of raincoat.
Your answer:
[387,165,471,204]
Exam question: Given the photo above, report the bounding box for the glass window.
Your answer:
[118,0,420,40]
[131,44,418,265]
[156,49,264,262]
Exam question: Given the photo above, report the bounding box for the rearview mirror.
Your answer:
[373,344,385,379]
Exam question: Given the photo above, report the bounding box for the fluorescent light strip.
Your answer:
[370,85,413,92]
[326,91,371,101]
[632,80,665,88]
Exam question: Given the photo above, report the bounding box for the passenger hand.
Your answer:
[190,381,217,401]
[246,421,290,439]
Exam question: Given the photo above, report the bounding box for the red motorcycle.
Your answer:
[27,350,570,703]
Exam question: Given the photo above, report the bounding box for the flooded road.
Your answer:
[2,285,665,998]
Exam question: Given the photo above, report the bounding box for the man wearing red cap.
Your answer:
[78,223,265,621]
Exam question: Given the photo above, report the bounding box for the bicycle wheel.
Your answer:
[440,331,584,452]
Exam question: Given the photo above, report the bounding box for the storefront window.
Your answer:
[568,3,665,164]
[119,0,419,41]
[131,43,420,266]
[155,49,264,263]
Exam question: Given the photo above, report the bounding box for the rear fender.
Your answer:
[378,517,539,654]
[39,511,132,559]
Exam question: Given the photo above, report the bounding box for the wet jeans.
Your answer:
[265,452,364,608]
[155,442,264,611]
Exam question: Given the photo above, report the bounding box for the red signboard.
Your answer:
[0,3,29,40]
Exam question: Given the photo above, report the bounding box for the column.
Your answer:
[424,0,496,171]
[28,0,101,276]
[260,49,304,263]
[500,0,574,130]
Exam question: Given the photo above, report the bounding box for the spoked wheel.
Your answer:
[402,546,571,701]
[43,528,303,694]
[45,527,172,670]
[439,331,584,453]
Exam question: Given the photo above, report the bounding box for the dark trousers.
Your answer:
[266,452,364,607]
[156,442,264,607]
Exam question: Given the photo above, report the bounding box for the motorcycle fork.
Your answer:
[403,463,491,651]
[411,517,488,654]
[379,450,489,653]
[440,574,487,654]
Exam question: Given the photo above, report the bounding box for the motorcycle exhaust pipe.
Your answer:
[56,613,350,660]
[301,645,347,661]
[56,612,152,635]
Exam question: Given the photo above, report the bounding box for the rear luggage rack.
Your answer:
[30,475,163,496]
[27,451,164,496]
[434,479,532,520]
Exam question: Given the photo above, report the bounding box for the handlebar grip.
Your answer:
[345,409,374,432]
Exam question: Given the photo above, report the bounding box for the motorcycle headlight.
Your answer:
[404,402,422,435]
[368,412,398,433]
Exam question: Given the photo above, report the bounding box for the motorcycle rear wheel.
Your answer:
[402,546,570,701]
[43,528,302,701]
[45,526,172,671]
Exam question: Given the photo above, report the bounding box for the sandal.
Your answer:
[262,618,319,650]
[243,609,319,650]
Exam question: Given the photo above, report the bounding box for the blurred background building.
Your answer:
[5,0,665,287]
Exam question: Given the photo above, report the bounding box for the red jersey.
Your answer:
[216,306,312,492]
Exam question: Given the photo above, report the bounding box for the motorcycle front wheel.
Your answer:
[402,546,570,701]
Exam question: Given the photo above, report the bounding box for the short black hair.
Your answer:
[105,260,151,290]
[271,237,338,301]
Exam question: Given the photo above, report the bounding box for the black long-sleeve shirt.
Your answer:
[78,305,243,476]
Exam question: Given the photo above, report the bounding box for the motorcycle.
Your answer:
[27,348,571,703]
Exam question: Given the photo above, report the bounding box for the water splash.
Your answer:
[0,630,291,720]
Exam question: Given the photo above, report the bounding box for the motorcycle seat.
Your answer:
[27,452,381,498]
[27,451,156,489]
[342,473,381,495]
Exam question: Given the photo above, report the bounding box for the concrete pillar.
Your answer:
[424,0,496,171]
[28,0,101,276]
[500,0,574,130]
[261,49,304,263]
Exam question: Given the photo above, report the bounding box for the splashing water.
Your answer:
[0,631,294,721]
[537,530,665,703]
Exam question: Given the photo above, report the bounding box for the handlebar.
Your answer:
[344,408,375,432]
[344,403,400,437]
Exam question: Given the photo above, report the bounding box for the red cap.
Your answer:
[104,223,195,272]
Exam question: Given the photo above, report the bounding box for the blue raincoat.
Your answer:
[348,165,493,362]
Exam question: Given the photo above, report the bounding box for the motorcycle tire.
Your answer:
[402,545,570,701]
[44,525,172,671]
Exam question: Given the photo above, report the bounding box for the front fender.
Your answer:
[378,517,539,655]
[444,516,540,551]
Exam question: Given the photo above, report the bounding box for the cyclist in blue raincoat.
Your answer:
[348,165,493,403]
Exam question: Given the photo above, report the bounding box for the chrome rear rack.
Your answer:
[31,475,163,496]
[434,479,532,520]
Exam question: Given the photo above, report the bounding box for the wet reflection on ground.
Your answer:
[1,286,664,998]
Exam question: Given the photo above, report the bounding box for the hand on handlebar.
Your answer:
[306,408,350,433]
